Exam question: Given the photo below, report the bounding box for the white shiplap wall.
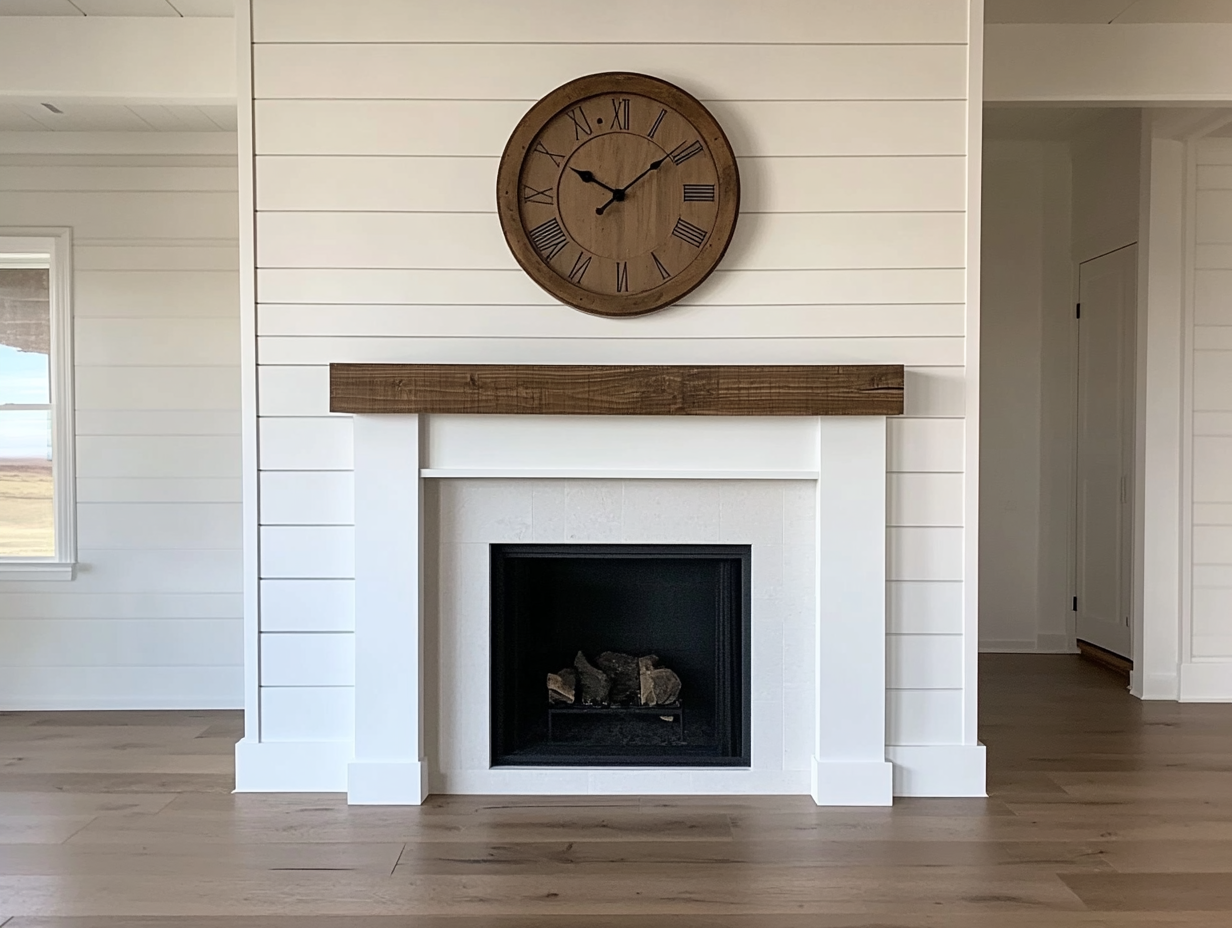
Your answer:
[1189,138,1232,687]
[0,136,242,709]
[245,0,979,779]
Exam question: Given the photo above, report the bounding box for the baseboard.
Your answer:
[887,744,986,797]
[348,760,429,805]
[1179,661,1232,702]
[1134,669,1178,700]
[979,637,1077,654]
[810,758,893,806]
[1077,639,1133,678]
[234,738,349,792]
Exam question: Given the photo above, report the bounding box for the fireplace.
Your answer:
[489,544,751,767]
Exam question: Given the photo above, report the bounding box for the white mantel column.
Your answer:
[811,417,894,805]
[349,414,429,804]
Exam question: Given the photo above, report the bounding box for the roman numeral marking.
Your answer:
[672,218,707,248]
[615,261,629,293]
[683,183,715,202]
[648,108,667,139]
[568,252,592,284]
[611,97,630,131]
[533,141,564,167]
[651,252,671,281]
[522,184,554,205]
[668,140,704,165]
[567,106,593,140]
[528,217,568,261]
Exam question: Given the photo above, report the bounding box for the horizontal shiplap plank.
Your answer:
[1195,503,1232,525]
[256,210,965,272]
[260,526,355,579]
[888,635,963,689]
[75,269,238,318]
[0,666,241,710]
[257,267,967,306]
[77,477,241,503]
[256,155,967,214]
[0,192,238,241]
[260,686,354,741]
[75,366,241,411]
[74,318,239,367]
[258,365,332,417]
[1194,526,1232,565]
[1198,165,1232,191]
[259,417,353,471]
[887,688,963,744]
[253,0,968,44]
[77,436,241,479]
[904,367,965,418]
[1195,412,1232,436]
[260,471,355,525]
[887,581,963,634]
[256,304,966,339]
[78,503,241,550]
[75,410,240,436]
[0,548,241,596]
[257,336,963,367]
[1195,270,1232,325]
[1195,350,1232,409]
[1196,328,1232,350]
[74,245,239,272]
[1,165,238,193]
[1198,190,1232,243]
[888,472,963,527]
[0,592,240,620]
[0,619,242,668]
[260,579,354,632]
[1195,437,1232,503]
[255,100,966,158]
[254,44,966,101]
[888,417,964,473]
[888,527,964,581]
[1198,138,1232,166]
[260,632,355,687]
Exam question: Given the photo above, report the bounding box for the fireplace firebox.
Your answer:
[490,544,751,767]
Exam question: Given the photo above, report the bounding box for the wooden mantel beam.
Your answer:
[330,364,904,417]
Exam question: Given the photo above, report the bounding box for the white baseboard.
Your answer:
[234,738,349,792]
[1179,662,1232,702]
[978,638,1076,654]
[1134,669,1178,700]
[810,758,893,806]
[348,760,429,804]
[887,744,986,797]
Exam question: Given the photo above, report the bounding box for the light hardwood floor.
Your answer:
[2,654,1232,926]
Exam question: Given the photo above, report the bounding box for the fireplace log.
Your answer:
[547,668,577,704]
[638,655,683,707]
[574,651,612,705]
[596,651,641,706]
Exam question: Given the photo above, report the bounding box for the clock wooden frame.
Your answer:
[497,71,740,318]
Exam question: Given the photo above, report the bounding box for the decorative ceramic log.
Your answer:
[574,651,611,706]
[596,651,640,706]
[547,668,577,704]
[638,655,682,706]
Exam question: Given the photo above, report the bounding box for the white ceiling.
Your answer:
[983,106,1119,140]
[0,0,231,15]
[987,0,1232,23]
[0,101,235,131]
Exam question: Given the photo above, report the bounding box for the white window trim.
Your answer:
[0,229,76,580]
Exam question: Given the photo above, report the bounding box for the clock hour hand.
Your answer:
[570,167,620,195]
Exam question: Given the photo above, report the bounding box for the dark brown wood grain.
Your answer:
[329,364,904,416]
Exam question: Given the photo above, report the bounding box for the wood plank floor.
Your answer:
[2,654,1232,925]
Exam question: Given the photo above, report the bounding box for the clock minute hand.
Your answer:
[595,158,666,215]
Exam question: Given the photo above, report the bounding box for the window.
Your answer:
[0,231,75,578]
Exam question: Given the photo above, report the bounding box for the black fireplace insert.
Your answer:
[490,543,751,767]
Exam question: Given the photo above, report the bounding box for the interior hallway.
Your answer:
[1,654,1231,924]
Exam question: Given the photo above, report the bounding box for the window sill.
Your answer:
[0,562,76,581]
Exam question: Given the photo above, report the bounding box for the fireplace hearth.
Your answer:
[490,544,751,767]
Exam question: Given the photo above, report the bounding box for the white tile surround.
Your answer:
[428,478,818,796]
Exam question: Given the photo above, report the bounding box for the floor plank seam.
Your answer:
[390,841,407,876]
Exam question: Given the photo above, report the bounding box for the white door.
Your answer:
[1075,244,1137,658]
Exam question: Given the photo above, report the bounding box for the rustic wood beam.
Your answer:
[330,364,904,417]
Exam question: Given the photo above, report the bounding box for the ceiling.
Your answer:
[987,0,1232,23]
[983,106,1119,141]
[0,101,235,131]
[0,0,230,14]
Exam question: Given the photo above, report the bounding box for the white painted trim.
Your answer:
[888,744,986,797]
[420,468,820,481]
[0,133,238,157]
[812,759,894,807]
[962,0,984,745]
[348,760,429,805]
[234,738,348,792]
[0,228,76,577]
[1179,662,1232,702]
[237,0,261,743]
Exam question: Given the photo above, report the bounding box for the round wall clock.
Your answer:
[497,72,740,318]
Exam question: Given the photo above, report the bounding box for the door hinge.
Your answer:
[1076,302,1082,319]
[1073,596,1078,611]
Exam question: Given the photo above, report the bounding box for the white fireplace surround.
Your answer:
[327,412,896,806]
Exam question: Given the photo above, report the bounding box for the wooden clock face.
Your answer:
[497,72,740,317]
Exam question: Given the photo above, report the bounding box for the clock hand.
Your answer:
[595,157,667,215]
[570,167,620,195]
